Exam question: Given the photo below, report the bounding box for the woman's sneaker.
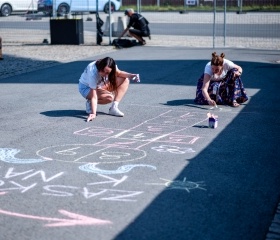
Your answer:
[109,107,124,117]
[86,100,92,114]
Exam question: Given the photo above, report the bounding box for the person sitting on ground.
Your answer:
[78,57,139,122]
[194,52,248,107]
[119,8,150,46]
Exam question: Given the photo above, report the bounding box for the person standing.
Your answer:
[78,57,139,122]
[119,8,150,46]
[194,52,248,107]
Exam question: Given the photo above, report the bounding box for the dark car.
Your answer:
[37,0,52,15]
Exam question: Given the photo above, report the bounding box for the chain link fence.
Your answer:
[0,6,279,50]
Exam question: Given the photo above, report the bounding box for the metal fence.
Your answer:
[0,10,279,50]
[122,0,280,7]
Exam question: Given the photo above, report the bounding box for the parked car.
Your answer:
[54,0,121,15]
[37,0,52,15]
[0,0,37,16]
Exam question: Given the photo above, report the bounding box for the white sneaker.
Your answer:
[86,100,92,114]
[109,107,124,117]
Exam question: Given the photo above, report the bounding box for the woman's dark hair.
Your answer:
[96,57,117,92]
[211,52,225,66]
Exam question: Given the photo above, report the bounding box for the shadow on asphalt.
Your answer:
[40,109,86,119]
[163,99,211,110]
[40,109,111,120]
[113,61,280,239]
[0,59,277,90]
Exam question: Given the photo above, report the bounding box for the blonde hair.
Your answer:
[128,8,134,13]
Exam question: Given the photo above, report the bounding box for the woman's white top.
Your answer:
[79,61,119,89]
[204,59,235,81]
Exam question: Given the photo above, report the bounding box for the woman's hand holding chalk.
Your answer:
[87,113,96,122]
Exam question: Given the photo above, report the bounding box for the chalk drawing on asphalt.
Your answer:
[79,163,157,175]
[73,109,204,153]
[36,144,147,164]
[0,169,143,201]
[151,145,195,154]
[146,177,206,192]
[0,208,112,227]
[0,148,46,164]
[0,110,204,178]
[35,110,205,174]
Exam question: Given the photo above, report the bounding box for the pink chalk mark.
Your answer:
[0,208,112,227]
[0,192,7,195]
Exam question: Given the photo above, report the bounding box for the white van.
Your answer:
[0,0,37,16]
[54,0,121,15]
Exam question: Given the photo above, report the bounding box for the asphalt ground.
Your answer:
[0,46,280,240]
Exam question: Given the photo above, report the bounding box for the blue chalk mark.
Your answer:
[0,148,46,164]
[79,163,156,175]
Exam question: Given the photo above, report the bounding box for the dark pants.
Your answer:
[194,69,248,105]
[129,29,150,37]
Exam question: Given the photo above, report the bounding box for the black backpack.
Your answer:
[112,39,137,49]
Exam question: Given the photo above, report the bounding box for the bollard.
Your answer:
[103,15,115,36]
[113,16,128,37]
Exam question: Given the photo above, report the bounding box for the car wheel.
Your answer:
[0,4,12,17]
[57,3,70,16]
[104,3,115,14]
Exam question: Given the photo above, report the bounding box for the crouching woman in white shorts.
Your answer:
[78,57,139,122]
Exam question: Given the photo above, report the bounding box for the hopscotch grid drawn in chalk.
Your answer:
[37,144,147,164]
[1,110,206,175]
[76,126,202,144]
[74,126,120,137]
[151,145,195,154]
[36,110,206,165]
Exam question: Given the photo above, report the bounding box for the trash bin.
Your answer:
[50,18,84,45]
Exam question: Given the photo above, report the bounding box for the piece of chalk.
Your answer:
[131,74,140,82]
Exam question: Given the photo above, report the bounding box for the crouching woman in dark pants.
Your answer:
[194,52,248,107]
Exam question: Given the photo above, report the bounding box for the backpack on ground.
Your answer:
[112,39,137,49]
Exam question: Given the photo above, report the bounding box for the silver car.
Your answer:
[55,0,121,15]
[0,0,37,16]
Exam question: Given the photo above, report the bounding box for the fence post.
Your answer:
[0,37,3,60]
[213,0,216,48]
[224,0,226,46]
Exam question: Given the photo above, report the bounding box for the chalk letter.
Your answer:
[87,174,128,187]
[22,171,64,182]
[101,189,143,202]
[82,188,107,199]
[43,185,78,197]
[4,168,34,179]
[0,181,37,193]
